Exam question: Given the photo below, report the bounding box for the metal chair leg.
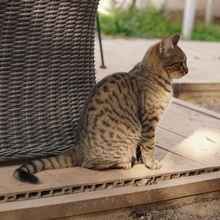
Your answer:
[96,13,106,68]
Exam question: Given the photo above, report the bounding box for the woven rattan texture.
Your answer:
[0,0,98,161]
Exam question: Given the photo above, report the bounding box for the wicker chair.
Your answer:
[0,0,99,162]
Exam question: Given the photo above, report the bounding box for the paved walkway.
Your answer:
[95,37,220,83]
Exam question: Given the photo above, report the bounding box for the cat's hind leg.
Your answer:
[81,158,133,170]
[111,161,132,170]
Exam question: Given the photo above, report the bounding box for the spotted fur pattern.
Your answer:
[14,34,188,183]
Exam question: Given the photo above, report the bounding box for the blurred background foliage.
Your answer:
[98,4,220,41]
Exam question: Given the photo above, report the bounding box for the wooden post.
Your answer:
[136,0,149,9]
[205,0,213,24]
[182,0,197,39]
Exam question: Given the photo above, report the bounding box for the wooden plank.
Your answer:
[173,82,220,92]
[172,83,220,113]
[157,128,220,167]
[0,99,219,201]
[1,165,67,201]
[95,39,220,84]
[156,100,220,167]
[187,127,220,151]
[47,191,220,220]
[172,98,220,120]
[0,152,202,201]
[45,166,120,186]
[159,99,220,138]
[0,171,219,220]
[0,147,204,203]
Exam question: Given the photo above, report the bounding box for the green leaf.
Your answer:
[205,136,217,144]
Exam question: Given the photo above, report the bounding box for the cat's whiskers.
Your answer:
[172,83,184,95]
[178,83,184,93]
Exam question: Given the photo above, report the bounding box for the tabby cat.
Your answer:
[14,34,188,183]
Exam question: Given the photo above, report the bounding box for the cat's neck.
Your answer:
[129,45,173,86]
[128,43,173,94]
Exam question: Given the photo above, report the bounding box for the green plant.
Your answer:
[98,8,220,41]
[192,22,220,41]
[128,213,136,220]
[98,8,182,39]
[153,212,168,219]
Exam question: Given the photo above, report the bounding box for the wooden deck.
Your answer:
[0,98,220,220]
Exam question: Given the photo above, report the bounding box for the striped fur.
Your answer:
[14,34,188,183]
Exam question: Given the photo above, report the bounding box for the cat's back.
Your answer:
[95,71,135,95]
[80,71,139,118]
[77,71,141,141]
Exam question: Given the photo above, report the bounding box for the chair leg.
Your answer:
[96,13,106,69]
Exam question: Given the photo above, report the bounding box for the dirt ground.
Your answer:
[130,199,220,220]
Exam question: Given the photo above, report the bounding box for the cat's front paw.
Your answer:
[146,160,160,170]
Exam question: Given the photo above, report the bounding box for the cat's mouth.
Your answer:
[183,68,188,75]
[180,62,189,75]
[172,71,188,79]
[181,70,188,75]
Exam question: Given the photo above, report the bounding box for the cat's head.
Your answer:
[158,34,188,79]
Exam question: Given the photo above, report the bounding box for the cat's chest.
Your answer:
[141,89,171,115]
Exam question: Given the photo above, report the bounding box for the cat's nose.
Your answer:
[183,63,188,74]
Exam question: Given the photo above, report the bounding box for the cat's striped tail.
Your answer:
[13,148,78,184]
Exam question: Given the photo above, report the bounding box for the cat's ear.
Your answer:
[172,33,180,46]
[159,36,173,56]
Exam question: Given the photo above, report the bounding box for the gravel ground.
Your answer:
[130,199,220,220]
